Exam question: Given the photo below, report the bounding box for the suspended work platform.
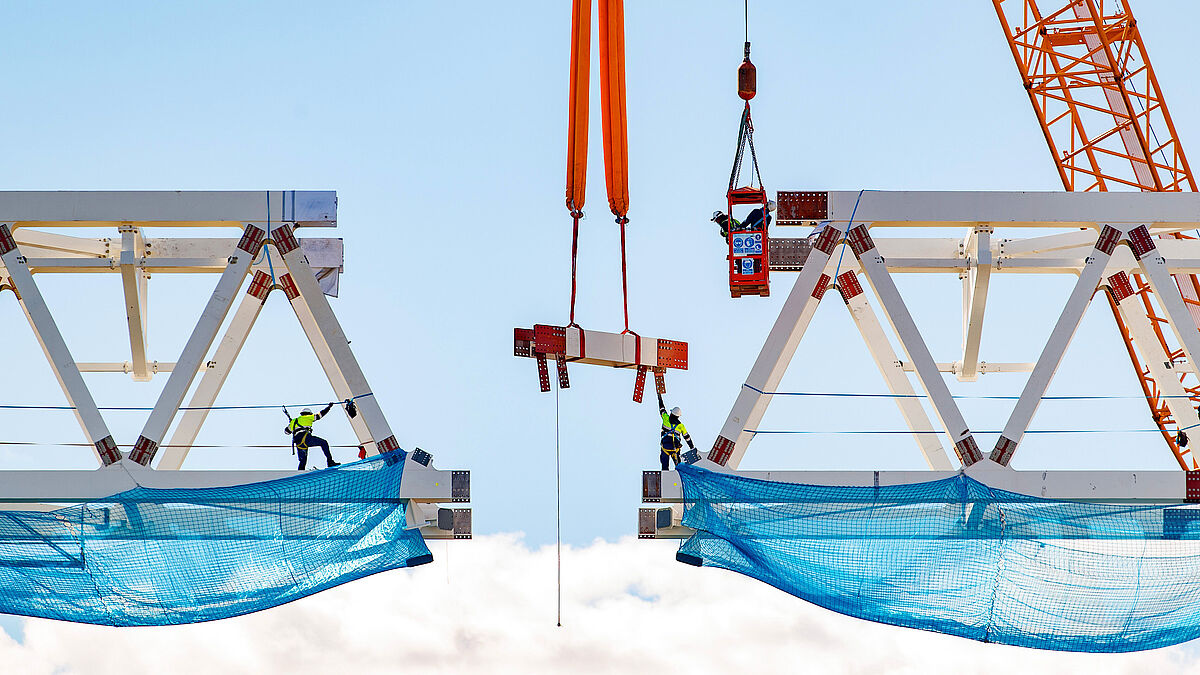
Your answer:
[0,191,472,625]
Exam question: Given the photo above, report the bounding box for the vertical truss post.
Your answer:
[278,272,373,449]
[960,225,993,382]
[847,224,980,466]
[709,225,843,468]
[836,269,954,470]
[0,224,120,465]
[991,225,1120,466]
[118,225,151,382]
[156,271,272,470]
[130,224,265,465]
[272,224,399,455]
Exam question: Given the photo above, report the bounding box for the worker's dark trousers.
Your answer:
[296,434,335,469]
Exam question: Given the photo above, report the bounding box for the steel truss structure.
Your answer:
[0,192,469,539]
[641,190,1200,537]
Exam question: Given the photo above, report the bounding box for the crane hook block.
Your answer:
[738,41,756,101]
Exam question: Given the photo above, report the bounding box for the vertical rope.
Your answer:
[554,372,563,627]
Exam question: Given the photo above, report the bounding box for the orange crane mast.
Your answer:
[993,0,1200,468]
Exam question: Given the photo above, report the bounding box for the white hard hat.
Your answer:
[711,210,724,221]
[766,200,777,212]
[670,407,682,417]
[301,408,313,415]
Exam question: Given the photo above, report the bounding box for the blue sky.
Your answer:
[1,0,1200,552]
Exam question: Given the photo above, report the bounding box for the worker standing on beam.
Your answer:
[658,392,696,470]
[286,403,341,470]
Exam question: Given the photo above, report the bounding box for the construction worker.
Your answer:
[710,199,776,239]
[658,392,696,470]
[742,199,776,231]
[285,403,341,470]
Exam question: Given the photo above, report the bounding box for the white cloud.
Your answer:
[0,535,1193,674]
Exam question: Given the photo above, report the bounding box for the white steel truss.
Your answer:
[643,190,1200,536]
[0,192,470,537]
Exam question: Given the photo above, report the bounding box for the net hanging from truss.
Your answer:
[676,463,1200,652]
[0,452,431,626]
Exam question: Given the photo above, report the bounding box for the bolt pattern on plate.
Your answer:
[513,328,534,358]
[1187,471,1200,503]
[411,447,432,466]
[247,271,273,300]
[556,354,570,389]
[991,436,1018,465]
[633,366,647,403]
[536,353,550,392]
[1095,225,1122,256]
[657,339,688,370]
[1127,225,1156,259]
[278,274,300,300]
[643,470,662,502]
[812,226,840,256]
[776,191,828,221]
[638,508,658,538]
[709,435,735,466]
[130,436,159,465]
[271,223,300,255]
[846,225,875,256]
[811,273,832,300]
[452,470,470,502]
[1108,272,1135,303]
[836,271,863,301]
[95,436,121,465]
[768,238,811,271]
[0,224,16,255]
[236,225,266,256]
[453,509,472,539]
[955,436,982,465]
[533,324,566,355]
[653,368,667,395]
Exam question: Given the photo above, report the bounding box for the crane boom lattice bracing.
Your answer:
[994,0,1200,468]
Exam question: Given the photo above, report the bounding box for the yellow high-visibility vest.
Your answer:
[288,414,316,432]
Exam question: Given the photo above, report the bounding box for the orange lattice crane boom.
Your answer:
[994,0,1200,467]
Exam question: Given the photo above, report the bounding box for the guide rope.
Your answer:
[554,373,563,627]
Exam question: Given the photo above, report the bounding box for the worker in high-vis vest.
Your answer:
[658,392,696,470]
[285,403,340,470]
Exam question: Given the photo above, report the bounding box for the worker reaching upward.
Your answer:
[286,403,341,470]
[658,392,696,470]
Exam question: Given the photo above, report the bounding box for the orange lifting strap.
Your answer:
[565,0,590,326]
[515,0,688,401]
[565,0,589,218]
[598,0,629,220]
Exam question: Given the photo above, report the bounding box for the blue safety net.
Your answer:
[0,452,432,626]
[675,463,1200,652]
